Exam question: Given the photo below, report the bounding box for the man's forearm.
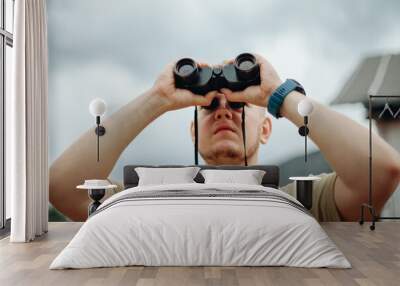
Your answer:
[50,87,167,221]
[280,91,400,194]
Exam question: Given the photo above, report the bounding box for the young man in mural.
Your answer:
[50,55,400,222]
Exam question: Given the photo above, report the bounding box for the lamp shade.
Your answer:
[297,99,314,116]
[89,98,107,117]
[331,53,400,105]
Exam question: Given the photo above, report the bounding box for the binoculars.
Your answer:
[174,53,261,95]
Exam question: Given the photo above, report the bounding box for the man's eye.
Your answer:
[229,102,248,109]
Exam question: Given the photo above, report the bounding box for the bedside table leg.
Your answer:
[88,189,105,216]
[296,180,313,210]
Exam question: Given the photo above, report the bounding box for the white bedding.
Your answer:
[50,183,351,269]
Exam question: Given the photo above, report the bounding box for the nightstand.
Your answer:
[289,176,320,210]
[77,181,117,216]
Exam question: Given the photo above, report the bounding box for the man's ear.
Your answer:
[190,121,195,143]
[259,116,272,144]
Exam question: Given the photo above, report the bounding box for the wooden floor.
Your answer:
[0,222,399,286]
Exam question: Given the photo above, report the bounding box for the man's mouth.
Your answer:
[214,125,236,135]
[215,128,234,134]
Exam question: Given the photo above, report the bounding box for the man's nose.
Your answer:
[214,94,233,120]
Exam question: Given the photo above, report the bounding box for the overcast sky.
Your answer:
[47,0,400,181]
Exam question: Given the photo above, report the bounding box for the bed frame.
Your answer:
[123,165,279,189]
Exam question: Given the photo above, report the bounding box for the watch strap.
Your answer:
[267,79,306,118]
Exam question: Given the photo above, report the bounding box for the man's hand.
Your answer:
[152,61,217,112]
[220,54,282,107]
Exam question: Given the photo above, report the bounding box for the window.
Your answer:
[0,0,14,233]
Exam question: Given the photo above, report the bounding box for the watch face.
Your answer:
[289,79,306,95]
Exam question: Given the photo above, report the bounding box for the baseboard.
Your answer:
[0,218,11,239]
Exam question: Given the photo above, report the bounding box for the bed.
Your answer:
[50,165,350,269]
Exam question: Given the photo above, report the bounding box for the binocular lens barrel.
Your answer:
[174,58,198,84]
[234,53,258,79]
[235,53,257,71]
[178,63,195,76]
[238,60,254,71]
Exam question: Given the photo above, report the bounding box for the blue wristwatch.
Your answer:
[267,79,306,118]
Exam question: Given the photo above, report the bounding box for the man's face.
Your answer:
[191,93,271,165]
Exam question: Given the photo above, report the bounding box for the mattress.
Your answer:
[50,183,351,269]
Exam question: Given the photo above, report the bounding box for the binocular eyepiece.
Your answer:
[174,53,261,95]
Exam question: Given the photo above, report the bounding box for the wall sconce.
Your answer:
[297,98,314,163]
[289,98,319,210]
[89,98,107,162]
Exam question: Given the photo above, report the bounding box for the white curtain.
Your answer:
[9,0,49,242]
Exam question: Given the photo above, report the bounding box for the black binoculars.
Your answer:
[174,53,261,95]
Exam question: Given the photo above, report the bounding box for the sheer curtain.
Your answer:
[8,0,48,242]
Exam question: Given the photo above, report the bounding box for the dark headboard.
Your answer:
[123,165,279,189]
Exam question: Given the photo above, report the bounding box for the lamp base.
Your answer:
[95,126,106,136]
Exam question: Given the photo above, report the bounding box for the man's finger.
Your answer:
[222,59,234,65]
[196,91,217,106]
[205,90,218,99]
[162,62,176,73]
[220,88,232,95]
[197,61,209,68]
[221,88,246,102]
[253,53,266,63]
[212,63,223,70]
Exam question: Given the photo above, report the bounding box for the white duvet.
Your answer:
[50,183,351,269]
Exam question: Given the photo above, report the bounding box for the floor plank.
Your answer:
[0,222,399,286]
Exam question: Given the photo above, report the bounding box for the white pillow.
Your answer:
[135,167,201,186]
[200,169,266,185]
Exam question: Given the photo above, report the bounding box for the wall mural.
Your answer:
[47,0,400,221]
